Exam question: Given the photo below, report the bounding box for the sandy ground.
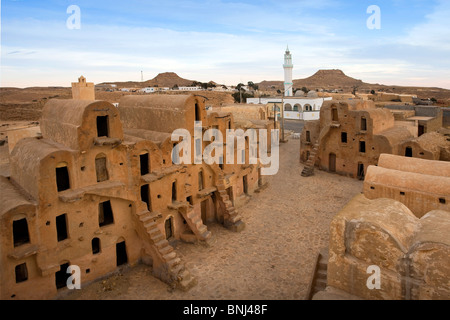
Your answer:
[61,136,363,301]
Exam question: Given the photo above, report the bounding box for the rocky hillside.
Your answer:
[99,72,198,89]
[257,69,364,91]
[294,69,364,88]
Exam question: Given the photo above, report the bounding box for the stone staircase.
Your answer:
[301,142,319,177]
[216,179,245,232]
[176,202,212,242]
[134,203,196,290]
[306,249,329,299]
[207,163,245,232]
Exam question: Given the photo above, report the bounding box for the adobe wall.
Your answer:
[363,165,450,218]
[328,194,450,300]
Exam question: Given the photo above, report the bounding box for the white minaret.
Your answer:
[283,46,293,97]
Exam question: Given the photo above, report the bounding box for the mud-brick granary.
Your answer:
[0,94,275,299]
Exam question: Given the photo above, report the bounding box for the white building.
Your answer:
[140,87,170,93]
[283,46,293,97]
[247,96,332,120]
[177,86,202,91]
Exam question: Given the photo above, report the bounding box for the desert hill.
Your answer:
[257,69,450,101]
[99,72,198,89]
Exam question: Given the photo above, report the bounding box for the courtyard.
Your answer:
[64,134,362,300]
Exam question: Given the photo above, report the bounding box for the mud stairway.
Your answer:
[216,178,245,232]
[301,142,320,177]
[207,163,245,232]
[306,249,329,299]
[174,202,212,242]
[134,204,196,291]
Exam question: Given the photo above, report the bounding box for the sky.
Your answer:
[1,0,449,88]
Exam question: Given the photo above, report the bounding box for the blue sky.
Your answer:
[1,0,449,88]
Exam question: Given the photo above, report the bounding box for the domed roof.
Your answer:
[307,90,318,98]
[295,90,305,97]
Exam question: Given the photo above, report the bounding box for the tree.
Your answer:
[172,84,179,90]
[232,91,254,103]
[247,81,258,91]
[301,87,308,94]
[370,90,376,95]
[277,89,281,94]
[236,83,245,91]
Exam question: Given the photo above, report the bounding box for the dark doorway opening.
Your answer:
[92,238,101,255]
[55,263,70,289]
[116,241,128,266]
[329,153,336,173]
[56,214,68,242]
[418,125,425,137]
[140,153,149,175]
[13,218,30,247]
[187,196,193,206]
[341,132,348,143]
[172,181,177,202]
[99,201,114,227]
[405,147,413,157]
[201,200,208,224]
[243,175,248,195]
[359,141,366,153]
[306,131,311,143]
[165,218,173,240]
[195,103,201,122]
[56,166,70,192]
[15,263,28,283]
[357,163,365,180]
[141,184,151,211]
[96,116,109,137]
